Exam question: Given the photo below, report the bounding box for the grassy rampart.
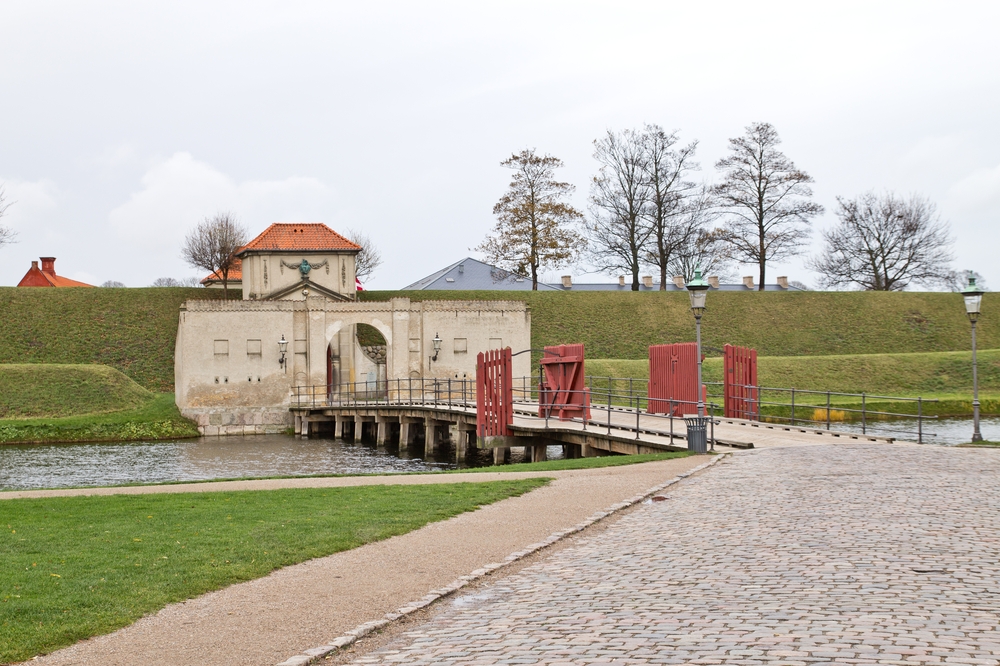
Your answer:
[0,287,233,392]
[361,290,997,359]
[0,364,155,419]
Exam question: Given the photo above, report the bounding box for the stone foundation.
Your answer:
[182,408,294,437]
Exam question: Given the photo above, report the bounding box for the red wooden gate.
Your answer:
[476,348,513,440]
[648,343,701,415]
[723,344,758,420]
[538,343,590,420]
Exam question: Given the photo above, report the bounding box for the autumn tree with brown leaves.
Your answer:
[477,149,585,290]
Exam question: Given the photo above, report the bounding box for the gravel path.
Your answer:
[345,443,1000,665]
[23,456,706,666]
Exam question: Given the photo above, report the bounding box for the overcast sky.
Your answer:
[1,1,997,290]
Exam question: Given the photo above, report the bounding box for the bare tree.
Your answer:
[640,125,701,290]
[345,229,383,283]
[476,149,585,290]
[588,129,652,291]
[0,185,16,249]
[181,212,247,298]
[101,280,126,288]
[946,270,987,293]
[714,122,822,290]
[151,277,182,287]
[666,192,731,281]
[809,192,954,291]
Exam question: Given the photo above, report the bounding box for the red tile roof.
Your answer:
[17,258,94,288]
[201,258,242,285]
[238,223,360,255]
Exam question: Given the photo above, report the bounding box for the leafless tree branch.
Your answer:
[713,122,822,290]
[808,191,954,291]
[181,212,247,298]
[346,229,383,282]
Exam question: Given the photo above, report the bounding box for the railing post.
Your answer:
[918,397,923,444]
[635,396,640,439]
[826,391,831,430]
[669,399,674,446]
[607,387,612,435]
[709,402,715,451]
[862,392,867,435]
[791,387,795,426]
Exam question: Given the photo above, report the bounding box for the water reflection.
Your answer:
[0,434,561,491]
[821,415,1000,445]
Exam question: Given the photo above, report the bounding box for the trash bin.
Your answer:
[684,416,709,454]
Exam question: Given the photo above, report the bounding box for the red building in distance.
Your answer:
[17,257,94,288]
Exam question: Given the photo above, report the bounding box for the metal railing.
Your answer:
[705,382,938,444]
[292,376,718,450]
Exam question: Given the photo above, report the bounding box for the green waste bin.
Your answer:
[684,416,709,454]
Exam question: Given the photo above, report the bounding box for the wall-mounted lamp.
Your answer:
[431,332,442,362]
[278,335,288,372]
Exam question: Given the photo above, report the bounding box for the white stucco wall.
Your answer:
[175,298,531,422]
[241,251,357,300]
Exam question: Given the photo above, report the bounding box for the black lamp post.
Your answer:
[961,274,985,442]
[686,267,710,417]
[431,333,442,363]
[278,335,288,372]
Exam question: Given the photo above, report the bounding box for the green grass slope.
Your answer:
[0,364,154,419]
[362,290,998,359]
[0,394,200,444]
[0,287,233,391]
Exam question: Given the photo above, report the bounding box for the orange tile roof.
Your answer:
[17,259,94,288]
[238,223,360,255]
[201,258,243,285]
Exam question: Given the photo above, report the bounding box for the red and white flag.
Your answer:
[355,277,364,291]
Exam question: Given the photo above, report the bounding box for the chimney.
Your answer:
[743,275,755,289]
[458,263,464,274]
[40,257,56,274]
[561,275,572,289]
[641,275,653,288]
[672,275,685,289]
[777,276,789,289]
[31,260,39,270]
[618,275,625,287]
[707,275,720,289]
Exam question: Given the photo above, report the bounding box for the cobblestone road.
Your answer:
[348,444,1000,665]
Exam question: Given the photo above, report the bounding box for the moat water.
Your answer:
[0,435,564,491]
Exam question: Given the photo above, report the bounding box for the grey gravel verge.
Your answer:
[274,453,729,666]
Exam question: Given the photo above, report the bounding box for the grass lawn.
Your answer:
[0,393,199,444]
[0,479,547,662]
[957,441,1000,447]
[0,364,155,419]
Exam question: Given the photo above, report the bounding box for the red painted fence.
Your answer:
[648,343,702,416]
[538,343,590,421]
[723,344,758,420]
[476,348,513,438]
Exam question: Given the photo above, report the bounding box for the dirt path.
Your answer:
[20,456,707,666]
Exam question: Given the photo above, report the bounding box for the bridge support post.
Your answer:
[493,446,509,465]
[293,414,302,435]
[581,443,597,457]
[301,419,310,437]
[531,444,547,462]
[450,424,468,462]
[377,418,391,445]
[334,417,344,439]
[424,419,438,454]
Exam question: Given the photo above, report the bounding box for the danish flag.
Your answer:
[355,277,364,291]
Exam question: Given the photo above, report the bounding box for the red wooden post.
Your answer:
[476,347,513,440]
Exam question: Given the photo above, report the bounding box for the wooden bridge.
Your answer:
[289,378,899,464]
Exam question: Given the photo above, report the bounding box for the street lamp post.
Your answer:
[961,274,985,442]
[686,267,710,417]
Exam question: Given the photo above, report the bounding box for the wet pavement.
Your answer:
[348,443,1000,665]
